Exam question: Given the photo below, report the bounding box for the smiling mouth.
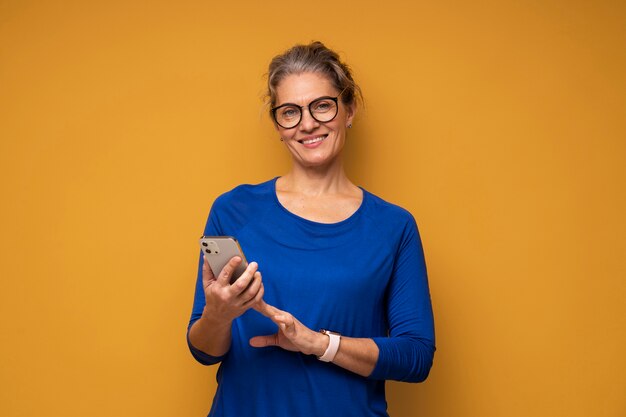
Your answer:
[298,135,327,145]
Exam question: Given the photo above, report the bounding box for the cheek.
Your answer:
[279,129,296,141]
[330,119,347,133]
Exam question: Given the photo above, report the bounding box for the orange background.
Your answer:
[1,1,624,416]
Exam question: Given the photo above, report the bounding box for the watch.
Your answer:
[317,329,341,362]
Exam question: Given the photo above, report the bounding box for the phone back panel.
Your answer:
[199,236,248,284]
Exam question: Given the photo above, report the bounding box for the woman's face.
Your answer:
[273,72,355,169]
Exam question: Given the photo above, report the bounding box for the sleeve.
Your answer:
[369,216,436,382]
[186,202,228,366]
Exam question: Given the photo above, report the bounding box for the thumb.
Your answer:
[249,334,279,348]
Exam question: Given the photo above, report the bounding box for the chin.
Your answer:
[297,155,338,169]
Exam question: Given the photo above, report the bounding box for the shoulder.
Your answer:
[360,189,426,256]
[361,188,417,227]
[359,188,423,248]
[212,178,276,210]
[204,178,277,235]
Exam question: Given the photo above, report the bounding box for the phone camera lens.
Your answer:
[205,249,211,254]
[202,242,208,247]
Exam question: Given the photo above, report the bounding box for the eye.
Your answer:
[312,99,333,112]
[279,106,299,119]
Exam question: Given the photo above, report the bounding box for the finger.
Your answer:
[230,261,258,295]
[272,314,299,340]
[249,334,279,348]
[252,299,271,316]
[216,256,243,286]
[238,271,262,304]
[202,256,216,287]
[274,314,294,328]
[254,300,284,318]
[253,283,265,304]
[268,313,293,332]
[241,278,264,308]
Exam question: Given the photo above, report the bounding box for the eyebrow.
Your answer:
[274,95,337,109]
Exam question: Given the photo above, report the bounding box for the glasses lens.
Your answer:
[275,105,301,129]
[310,98,338,122]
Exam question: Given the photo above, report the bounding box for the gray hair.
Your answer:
[266,41,363,113]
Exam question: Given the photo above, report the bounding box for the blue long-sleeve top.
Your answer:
[187,178,435,417]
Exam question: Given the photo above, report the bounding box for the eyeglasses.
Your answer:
[271,88,346,129]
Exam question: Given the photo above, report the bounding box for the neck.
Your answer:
[280,157,354,196]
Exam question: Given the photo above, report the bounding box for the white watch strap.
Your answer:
[318,331,341,362]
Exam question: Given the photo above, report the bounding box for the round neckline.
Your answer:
[271,176,367,227]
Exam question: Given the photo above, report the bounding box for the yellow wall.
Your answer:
[1,1,624,416]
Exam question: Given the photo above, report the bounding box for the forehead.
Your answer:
[275,72,337,105]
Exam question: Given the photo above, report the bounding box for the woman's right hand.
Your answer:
[201,256,264,323]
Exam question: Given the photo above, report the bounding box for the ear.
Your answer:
[272,121,286,142]
[345,102,357,128]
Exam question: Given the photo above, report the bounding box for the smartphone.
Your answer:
[199,236,248,284]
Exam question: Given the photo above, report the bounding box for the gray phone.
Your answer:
[199,236,248,284]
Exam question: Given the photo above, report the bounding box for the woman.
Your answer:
[187,41,435,416]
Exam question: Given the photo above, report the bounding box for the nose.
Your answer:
[298,107,320,131]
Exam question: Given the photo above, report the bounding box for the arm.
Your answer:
[250,301,379,377]
[369,217,436,382]
[187,256,265,363]
[187,198,265,364]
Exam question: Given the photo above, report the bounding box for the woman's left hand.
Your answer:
[250,301,328,356]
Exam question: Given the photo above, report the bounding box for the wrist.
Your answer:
[317,329,341,362]
[315,332,330,357]
[200,308,233,329]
